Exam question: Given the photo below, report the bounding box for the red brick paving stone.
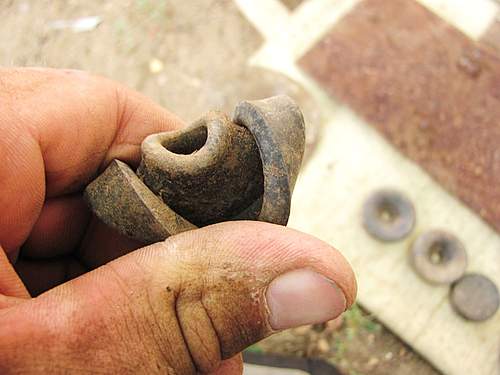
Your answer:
[300,0,500,234]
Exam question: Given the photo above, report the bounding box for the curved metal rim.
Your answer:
[233,101,291,225]
[410,230,467,284]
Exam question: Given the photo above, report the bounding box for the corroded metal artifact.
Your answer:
[362,189,415,242]
[410,230,467,285]
[84,95,305,244]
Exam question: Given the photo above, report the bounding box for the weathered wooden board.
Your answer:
[288,107,500,375]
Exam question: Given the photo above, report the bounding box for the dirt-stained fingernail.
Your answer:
[266,269,347,330]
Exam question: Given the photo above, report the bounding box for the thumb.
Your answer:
[0,221,356,374]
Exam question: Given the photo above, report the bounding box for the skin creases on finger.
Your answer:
[0,261,198,374]
[0,222,355,374]
[0,240,251,374]
[140,221,355,371]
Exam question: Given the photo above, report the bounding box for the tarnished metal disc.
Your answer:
[410,230,467,285]
[362,189,415,241]
[450,274,500,322]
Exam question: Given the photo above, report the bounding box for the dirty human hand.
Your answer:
[0,68,357,374]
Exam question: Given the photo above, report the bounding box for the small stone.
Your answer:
[366,357,379,368]
[325,316,344,332]
[149,58,164,74]
[317,338,330,353]
[384,352,394,361]
[293,325,311,335]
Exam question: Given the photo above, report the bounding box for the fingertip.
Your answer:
[266,269,347,330]
[195,221,357,308]
[162,221,357,335]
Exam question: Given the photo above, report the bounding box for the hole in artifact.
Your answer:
[377,201,399,223]
[164,126,208,155]
[428,240,452,265]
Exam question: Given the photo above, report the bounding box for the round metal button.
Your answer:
[451,274,500,321]
[362,189,415,241]
[410,230,467,284]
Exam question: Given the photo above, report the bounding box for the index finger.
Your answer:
[0,68,184,253]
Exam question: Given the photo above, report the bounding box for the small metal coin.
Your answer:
[450,274,500,321]
[410,230,467,284]
[362,189,415,241]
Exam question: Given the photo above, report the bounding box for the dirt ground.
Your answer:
[254,305,439,375]
[0,1,441,374]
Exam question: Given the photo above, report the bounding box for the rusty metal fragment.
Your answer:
[410,230,467,285]
[451,274,500,321]
[137,112,264,227]
[85,95,305,244]
[84,160,196,244]
[300,0,500,234]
